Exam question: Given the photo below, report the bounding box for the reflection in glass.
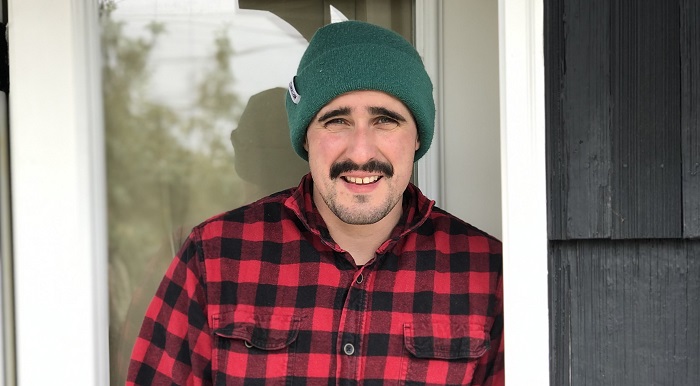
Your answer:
[100,0,412,384]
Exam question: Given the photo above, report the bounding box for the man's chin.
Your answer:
[330,201,395,225]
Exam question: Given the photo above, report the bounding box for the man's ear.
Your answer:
[415,138,420,151]
[304,136,309,152]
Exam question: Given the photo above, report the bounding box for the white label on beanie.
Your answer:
[288,77,301,104]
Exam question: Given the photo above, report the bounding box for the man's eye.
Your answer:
[323,118,349,130]
[326,118,346,125]
[374,116,399,128]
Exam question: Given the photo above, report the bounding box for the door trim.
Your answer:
[499,0,550,384]
[7,0,109,384]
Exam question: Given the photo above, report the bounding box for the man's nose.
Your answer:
[344,124,378,163]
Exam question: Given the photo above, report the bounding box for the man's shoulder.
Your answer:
[422,205,502,247]
[194,187,297,233]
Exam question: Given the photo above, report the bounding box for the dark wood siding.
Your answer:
[547,0,699,241]
[682,0,700,238]
[547,0,613,240]
[546,0,700,384]
[550,240,700,386]
[545,0,567,239]
[610,0,682,239]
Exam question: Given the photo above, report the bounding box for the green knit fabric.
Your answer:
[285,20,435,161]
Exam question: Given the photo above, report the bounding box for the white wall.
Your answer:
[442,0,502,239]
[7,0,110,385]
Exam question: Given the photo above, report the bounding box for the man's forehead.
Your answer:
[317,91,409,114]
[318,105,401,114]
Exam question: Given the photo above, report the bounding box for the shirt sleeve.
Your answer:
[471,271,505,386]
[126,227,212,385]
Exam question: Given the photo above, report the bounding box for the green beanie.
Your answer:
[285,20,435,161]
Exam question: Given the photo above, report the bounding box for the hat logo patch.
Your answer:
[288,77,301,104]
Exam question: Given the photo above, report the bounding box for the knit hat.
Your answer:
[285,20,435,161]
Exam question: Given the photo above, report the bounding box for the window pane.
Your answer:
[100,0,412,384]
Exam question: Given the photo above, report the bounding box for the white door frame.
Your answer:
[7,0,548,385]
[497,0,549,384]
[7,0,109,385]
[417,1,548,384]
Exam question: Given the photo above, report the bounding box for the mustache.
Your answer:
[329,160,394,180]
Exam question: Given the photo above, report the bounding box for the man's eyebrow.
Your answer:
[369,106,407,122]
[317,107,351,122]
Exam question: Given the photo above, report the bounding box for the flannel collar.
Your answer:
[284,173,435,254]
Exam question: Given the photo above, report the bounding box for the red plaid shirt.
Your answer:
[127,174,504,385]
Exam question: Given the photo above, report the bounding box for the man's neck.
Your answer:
[315,197,403,266]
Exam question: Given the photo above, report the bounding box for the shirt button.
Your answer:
[356,274,363,284]
[343,343,355,356]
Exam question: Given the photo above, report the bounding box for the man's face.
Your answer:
[304,90,420,225]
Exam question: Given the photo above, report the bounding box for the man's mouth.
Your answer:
[342,175,381,185]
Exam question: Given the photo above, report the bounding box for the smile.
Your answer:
[343,175,381,185]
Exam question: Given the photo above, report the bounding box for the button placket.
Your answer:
[335,266,368,378]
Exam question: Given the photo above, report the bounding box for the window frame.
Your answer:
[7,0,548,385]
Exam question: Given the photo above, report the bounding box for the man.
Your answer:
[127,20,503,385]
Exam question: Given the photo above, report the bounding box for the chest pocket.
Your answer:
[401,321,490,386]
[211,310,301,385]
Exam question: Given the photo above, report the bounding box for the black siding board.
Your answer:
[547,0,613,240]
[681,0,700,238]
[545,0,567,240]
[610,0,683,239]
[561,0,613,239]
[548,243,571,386]
[686,241,700,384]
[549,239,700,386]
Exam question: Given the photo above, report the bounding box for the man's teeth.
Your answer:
[345,176,380,185]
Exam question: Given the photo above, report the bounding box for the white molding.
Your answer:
[77,0,111,384]
[8,0,110,385]
[499,0,550,385]
[414,0,445,206]
[0,92,13,386]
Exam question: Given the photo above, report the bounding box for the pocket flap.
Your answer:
[213,310,300,351]
[403,322,490,360]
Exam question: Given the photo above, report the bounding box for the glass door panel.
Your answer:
[99,0,412,383]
